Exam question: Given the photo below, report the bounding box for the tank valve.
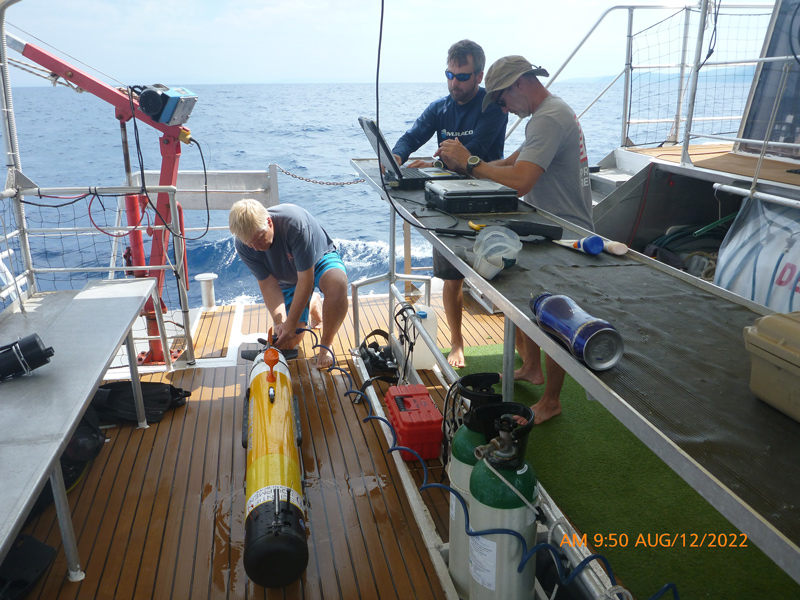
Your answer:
[474,439,500,460]
[475,415,523,462]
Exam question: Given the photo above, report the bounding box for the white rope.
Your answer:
[7,22,126,87]
[482,457,540,517]
[604,585,634,600]
[547,515,569,547]
[7,57,82,92]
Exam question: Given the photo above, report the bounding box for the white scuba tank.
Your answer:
[448,441,478,598]
[468,462,538,600]
[447,374,503,599]
[468,405,537,600]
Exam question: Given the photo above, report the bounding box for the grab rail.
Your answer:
[506,2,775,151]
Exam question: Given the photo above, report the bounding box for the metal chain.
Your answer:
[275,164,364,186]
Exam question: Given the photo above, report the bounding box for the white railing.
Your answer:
[508,2,777,155]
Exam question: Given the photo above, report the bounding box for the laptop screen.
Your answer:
[358,117,404,179]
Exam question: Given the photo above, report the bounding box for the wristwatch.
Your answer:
[466,155,481,176]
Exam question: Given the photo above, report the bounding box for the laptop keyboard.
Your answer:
[399,166,430,179]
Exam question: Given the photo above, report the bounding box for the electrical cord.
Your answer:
[22,190,152,239]
[649,218,730,252]
[372,0,465,244]
[394,301,417,381]
[698,0,721,70]
[283,326,337,370]
[181,137,212,241]
[392,194,461,230]
[124,86,212,242]
[20,89,212,245]
[87,192,144,238]
[21,193,91,208]
[440,380,462,453]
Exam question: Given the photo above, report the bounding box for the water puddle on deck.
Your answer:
[204,486,246,595]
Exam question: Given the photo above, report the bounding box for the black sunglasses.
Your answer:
[445,69,476,82]
[495,88,509,107]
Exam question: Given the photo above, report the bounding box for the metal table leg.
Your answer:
[125,330,148,429]
[50,465,85,582]
[502,316,516,401]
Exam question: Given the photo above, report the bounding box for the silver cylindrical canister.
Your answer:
[195,273,218,309]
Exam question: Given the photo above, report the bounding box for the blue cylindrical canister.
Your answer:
[530,293,624,370]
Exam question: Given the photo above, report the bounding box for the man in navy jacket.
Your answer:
[392,39,507,368]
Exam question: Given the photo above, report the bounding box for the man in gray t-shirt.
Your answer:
[230,200,348,369]
[437,55,594,424]
[517,96,593,230]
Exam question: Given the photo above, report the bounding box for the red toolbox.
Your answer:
[384,384,443,461]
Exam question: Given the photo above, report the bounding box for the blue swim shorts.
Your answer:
[282,251,347,323]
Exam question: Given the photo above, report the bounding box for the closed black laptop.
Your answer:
[424,179,519,214]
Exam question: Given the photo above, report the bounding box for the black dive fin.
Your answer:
[91,382,191,424]
[241,349,260,362]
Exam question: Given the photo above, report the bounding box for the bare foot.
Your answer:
[513,365,545,386]
[448,344,465,368]
[531,398,562,424]
[315,347,334,370]
[309,292,323,329]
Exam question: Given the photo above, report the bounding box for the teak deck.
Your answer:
[631,143,800,187]
[21,292,505,599]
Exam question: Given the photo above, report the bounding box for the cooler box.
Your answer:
[384,384,443,461]
[743,311,800,423]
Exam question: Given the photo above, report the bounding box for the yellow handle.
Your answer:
[468,221,486,231]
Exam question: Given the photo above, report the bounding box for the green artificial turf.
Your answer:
[446,344,800,599]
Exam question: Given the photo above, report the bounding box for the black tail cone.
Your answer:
[243,498,309,588]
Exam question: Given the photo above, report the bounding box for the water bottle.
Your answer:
[412,304,439,370]
[530,293,624,370]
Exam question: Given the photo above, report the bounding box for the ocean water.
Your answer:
[2,80,624,307]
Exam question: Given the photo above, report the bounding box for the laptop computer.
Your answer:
[424,179,520,214]
[358,116,464,190]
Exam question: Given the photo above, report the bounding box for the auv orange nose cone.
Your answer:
[264,348,280,382]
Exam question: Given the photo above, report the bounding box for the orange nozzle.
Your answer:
[264,348,280,382]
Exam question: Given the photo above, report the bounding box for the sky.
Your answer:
[1,0,684,88]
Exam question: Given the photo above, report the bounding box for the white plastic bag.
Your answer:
[715,196,800,311]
